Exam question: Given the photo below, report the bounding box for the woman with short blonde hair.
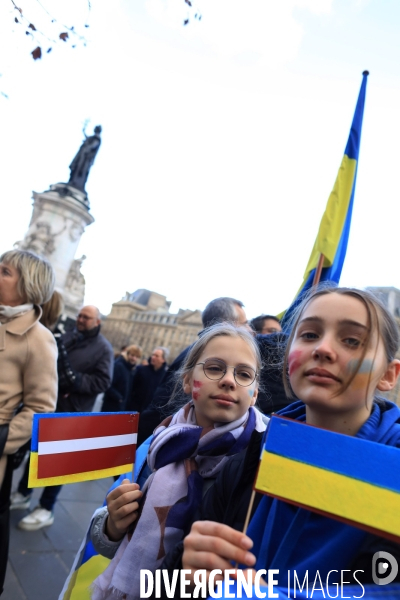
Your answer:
[0,249,58,593]
[0,249,55,305]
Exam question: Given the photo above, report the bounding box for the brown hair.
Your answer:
[282,286,399,399]
[126,344,143,358]
[40,290,64,331]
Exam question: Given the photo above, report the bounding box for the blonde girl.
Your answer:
[90,322,267,600]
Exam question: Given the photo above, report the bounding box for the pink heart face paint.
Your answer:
[288,349,304,376]
[192,379,202,401]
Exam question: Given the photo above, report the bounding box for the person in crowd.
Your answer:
[101,344,143,413]
[39,289,64,331]
[0,250,58,594]
[16,304,114,531]
[166,287,400,593]
[88,322,267,600]
[136,297,249,445]
[53,305,114,413]
[10,290,64,510]
[113,344,128,360]
[250,313,282,335]
[254,327,291,415]
[125,347,169,413]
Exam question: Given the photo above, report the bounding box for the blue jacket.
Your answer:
[247,399,400,586]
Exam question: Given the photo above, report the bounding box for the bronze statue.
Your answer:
[68,125,102,192]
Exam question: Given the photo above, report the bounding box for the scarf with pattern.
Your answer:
[91,402,266,600]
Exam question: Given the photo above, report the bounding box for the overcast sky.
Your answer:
[1,0,400,320]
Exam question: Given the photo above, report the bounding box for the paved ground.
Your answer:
[4,460,112,600]
[4,396,113,600]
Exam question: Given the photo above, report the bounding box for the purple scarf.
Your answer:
[91,402,266,600]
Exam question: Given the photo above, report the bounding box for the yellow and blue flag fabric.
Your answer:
[255,416,400,542]
[281,71,369,327]
[58,512,113,600]
[58,436,151,600]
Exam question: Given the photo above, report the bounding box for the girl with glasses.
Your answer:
[89,322,267,600]
[173,287,400,594]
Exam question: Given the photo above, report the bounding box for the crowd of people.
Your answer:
[1,249,400,598]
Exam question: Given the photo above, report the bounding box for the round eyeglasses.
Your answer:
[196,358,257,387]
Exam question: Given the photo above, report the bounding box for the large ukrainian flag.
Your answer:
[281,71,369,326]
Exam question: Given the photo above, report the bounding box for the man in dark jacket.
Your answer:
[56,305,114,413]
[125,347,169,413]
[16,305,114,531]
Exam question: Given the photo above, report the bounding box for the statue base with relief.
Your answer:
[15,183,95,319]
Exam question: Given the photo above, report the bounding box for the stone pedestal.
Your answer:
[15,183,95,318]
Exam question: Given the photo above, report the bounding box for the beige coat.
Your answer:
[0,306,57,485]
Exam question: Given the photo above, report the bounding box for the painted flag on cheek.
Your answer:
[254,415,400,543]
[28,412,139,487]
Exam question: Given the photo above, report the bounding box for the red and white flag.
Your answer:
[28,412,139,487]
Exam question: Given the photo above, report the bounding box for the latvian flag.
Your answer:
[28,412,139,487]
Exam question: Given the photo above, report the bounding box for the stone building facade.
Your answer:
[101,289,202,363]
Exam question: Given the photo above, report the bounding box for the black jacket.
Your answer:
[56,326,114,412]
[137,347,190,445]
[160,429,264,566]
[255,332,292,415]
[153,429,264,599]
[126,362,168,413]
[102,355,135,412]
